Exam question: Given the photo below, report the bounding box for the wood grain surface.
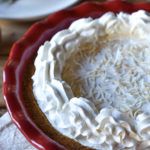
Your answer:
[0,56,8,107]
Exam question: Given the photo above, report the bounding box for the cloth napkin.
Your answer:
[0,112,37,150]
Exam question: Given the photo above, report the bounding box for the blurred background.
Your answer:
[0,0,149,116]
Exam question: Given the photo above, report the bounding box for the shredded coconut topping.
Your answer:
[62,38,150,113]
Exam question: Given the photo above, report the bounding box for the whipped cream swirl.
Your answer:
[32,11,150,149]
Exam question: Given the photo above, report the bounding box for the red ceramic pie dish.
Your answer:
[3,1,150,150]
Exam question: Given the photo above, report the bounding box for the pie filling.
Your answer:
[32,11,150,149]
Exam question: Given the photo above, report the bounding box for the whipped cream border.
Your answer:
[32,10,150,150]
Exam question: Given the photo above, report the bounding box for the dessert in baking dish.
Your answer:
[26,10,150,149]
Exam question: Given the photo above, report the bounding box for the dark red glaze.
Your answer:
[3,1,150,150]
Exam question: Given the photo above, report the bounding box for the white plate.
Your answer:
[0,0,80,21]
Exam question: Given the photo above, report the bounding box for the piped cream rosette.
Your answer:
[32,10,150,149]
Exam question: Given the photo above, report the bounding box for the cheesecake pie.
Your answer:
[23,10,150,150]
